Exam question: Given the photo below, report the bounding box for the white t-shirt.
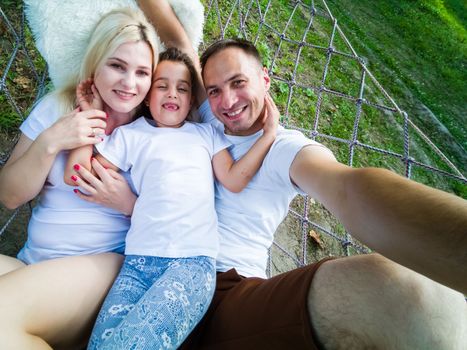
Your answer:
[199,100,335,278]
[95,117,230,259]
[17,95,131,264]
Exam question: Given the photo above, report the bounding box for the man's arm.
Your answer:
[290,146,467,293]
[137,0,206,105]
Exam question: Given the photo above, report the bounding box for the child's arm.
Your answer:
[212,95,279,193]
[64,79,105,186]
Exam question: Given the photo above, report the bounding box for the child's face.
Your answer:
[94,41,153,114]
[148,60,193,128]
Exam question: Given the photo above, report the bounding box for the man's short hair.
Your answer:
[200,38,262,75]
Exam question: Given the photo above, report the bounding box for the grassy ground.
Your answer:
[326,0,466,173]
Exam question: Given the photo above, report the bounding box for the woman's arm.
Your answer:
[0,108,106,209]
[137,0,206,105]
[213,95,279,193]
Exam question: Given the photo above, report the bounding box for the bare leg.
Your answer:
[308,254,466,350]
[0,253,123,350]
[0,254,26,276]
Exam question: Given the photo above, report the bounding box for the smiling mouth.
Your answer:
[114,90,136,99]
[223,106,246,120]
[163,103,179,111]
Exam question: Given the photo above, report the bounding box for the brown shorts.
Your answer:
[180,258,333,350]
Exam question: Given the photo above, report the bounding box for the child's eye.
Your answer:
[178,87,188,93]
[156,85,167,90]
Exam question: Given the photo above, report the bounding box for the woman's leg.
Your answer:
[0,254,26,276]
[100,256,216,350]
[0,253,123,350]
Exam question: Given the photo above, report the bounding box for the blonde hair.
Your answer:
[54,7,158,114]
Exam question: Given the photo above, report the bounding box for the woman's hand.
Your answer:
[71,158,137,216]
[45,108,107,154]
[76,78,104,111]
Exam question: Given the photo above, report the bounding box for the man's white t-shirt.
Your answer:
[96,117,230,259]
[199,100,335,278]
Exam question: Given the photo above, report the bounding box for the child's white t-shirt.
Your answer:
[96,117,230,259]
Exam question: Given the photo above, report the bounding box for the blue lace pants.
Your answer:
[87,255,216,350]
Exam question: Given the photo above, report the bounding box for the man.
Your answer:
[139,3,467,350]
[177,38,467,350]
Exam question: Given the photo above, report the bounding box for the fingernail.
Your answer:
[100,137,104,142]
[91,157,96,162]
[71,175,78,181]
[105,112,108,119]
[73,164,80,171]
[73,189,79,194]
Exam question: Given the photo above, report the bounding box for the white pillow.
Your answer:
[24,0,204,88]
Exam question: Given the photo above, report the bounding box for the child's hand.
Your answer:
[76,78,103,111]
[262,93,280,136]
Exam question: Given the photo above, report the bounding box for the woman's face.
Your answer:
[148,60,193,128]
[94,41,153,115]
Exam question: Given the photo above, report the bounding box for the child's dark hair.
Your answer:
[158,47,197,88]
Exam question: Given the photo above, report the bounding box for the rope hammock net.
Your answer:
[1,0,465,276]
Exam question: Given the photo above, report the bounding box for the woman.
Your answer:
[0,4,190,349]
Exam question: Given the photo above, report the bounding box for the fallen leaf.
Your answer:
[309,230,325,249]
[14,76,31,89]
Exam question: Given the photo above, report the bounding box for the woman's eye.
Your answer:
[137,70,150,77]
[110,63,123,70]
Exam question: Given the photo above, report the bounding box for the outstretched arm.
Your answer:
[137,0,206,105]
[213,95,279,192]
[290,146,467,293]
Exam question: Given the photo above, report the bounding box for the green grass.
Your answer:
[326,0,467,173]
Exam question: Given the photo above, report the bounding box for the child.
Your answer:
[82,47,278,349]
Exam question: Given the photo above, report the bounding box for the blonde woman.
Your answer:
[0,5,190,349]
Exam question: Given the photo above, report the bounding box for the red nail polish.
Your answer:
[91,157,96,162]
[73,164,80,171]
[73,189,79,193]
[71,175,78,181]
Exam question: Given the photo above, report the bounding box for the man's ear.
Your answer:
[262,67,271,91]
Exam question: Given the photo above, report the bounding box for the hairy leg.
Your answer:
[0,253,123,350]
[0,254,26,276]
[308,254,466,350]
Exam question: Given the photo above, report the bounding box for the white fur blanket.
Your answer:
[24,0,204,89]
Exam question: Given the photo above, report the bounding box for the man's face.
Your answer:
[203,47,270,136]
